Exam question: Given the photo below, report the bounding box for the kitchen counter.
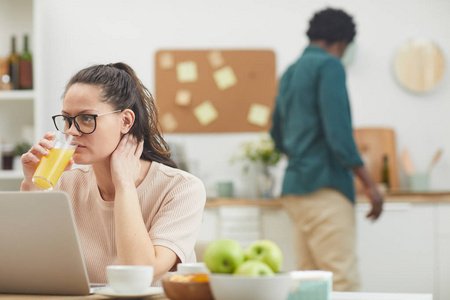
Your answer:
[201,190,450,299]
[0,292,432,300]
[205,190,450,208]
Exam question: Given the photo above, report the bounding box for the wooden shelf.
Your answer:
[0,90,34,101]
[0,170,24,180]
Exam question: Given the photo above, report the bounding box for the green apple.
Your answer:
[244,239,283,273]
[233,260,274,277]
[203,239,245,273]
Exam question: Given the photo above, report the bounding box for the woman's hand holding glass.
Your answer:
[21,132,55,182]
[21,132,74,190]
[110,134,144,188]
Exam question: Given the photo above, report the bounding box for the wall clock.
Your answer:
[394,38,445,93]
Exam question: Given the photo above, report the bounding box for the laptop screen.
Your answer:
[0,191,91,295]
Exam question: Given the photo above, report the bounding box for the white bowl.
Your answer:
[177,262,209,275]
[208,273,292,300]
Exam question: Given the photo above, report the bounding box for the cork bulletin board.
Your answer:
[154,49,277,133]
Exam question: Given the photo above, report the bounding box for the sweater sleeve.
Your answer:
[149,175,206,265]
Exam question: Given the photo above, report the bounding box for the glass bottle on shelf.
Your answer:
[356,144,371,194]
[8,36,20,90]
[1,144,14,170]
[19,34,33,89]
[381,155,390,190]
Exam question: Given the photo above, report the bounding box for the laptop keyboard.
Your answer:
[89,283,108,294]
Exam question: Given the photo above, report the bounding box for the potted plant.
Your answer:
[13,141,32,170]
[232,134,282,198]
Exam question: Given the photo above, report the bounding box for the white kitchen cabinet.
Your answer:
[436,203,450,300]
[200,201,440,297]
[0,0,34,190]
[262,203,436,294]
[199,206,261,249]
[198,208,220,242]
[355,203,435,295]
[0,95,31,191]
[0,0,34,146]
[260,207,297,271]
[198,205,297,272]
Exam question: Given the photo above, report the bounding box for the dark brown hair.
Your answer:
[64,62,177,168]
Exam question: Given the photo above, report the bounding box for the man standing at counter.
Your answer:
[270,7,383,291]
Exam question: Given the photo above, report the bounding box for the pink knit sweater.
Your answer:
[56,162,206,284]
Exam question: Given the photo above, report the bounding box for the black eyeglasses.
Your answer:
[52,110,122,134]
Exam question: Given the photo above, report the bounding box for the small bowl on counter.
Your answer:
[162,273,213,300]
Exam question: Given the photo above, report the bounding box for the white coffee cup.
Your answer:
[106,265,154,294]
[177,262,209,274]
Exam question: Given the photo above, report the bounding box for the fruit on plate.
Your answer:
[233,260,274,277]
[244,239,283,273]
[203,239,245,273]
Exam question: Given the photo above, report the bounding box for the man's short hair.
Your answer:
[306,8,356,44]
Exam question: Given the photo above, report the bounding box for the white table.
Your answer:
[332,292,432,300]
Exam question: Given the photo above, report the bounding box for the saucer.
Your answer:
[94,286,164,298]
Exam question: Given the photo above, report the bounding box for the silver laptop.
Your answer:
[0,191,100,295]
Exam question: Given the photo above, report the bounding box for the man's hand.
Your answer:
[352,165,384,221]
[365,185,383,221]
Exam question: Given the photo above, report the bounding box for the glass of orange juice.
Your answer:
[32,132,77,190]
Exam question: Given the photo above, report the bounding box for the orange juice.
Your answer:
[32,148,75,190]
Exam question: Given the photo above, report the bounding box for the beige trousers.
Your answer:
[281,188,360,291]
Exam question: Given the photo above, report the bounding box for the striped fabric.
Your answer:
[55,162,206,285]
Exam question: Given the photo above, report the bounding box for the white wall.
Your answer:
[35,0,450,196]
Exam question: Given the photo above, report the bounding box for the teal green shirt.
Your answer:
[270,45,363,203]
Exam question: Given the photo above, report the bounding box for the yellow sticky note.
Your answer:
[159,52,174,69]
[177,61,198,82]
[247,104,270,127]
[175,90,191,106]
[194,101,218,126]
[213,66,237,90]
[208,51,225,69]
[161,113,178,132]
